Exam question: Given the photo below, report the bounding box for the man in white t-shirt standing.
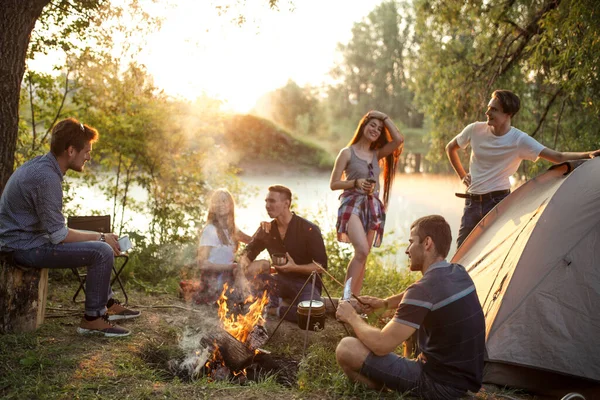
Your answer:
[446,89,600,247]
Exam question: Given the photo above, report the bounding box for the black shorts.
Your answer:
[360,352,467,399]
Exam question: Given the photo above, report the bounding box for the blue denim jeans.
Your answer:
[457,192,510,247]
[12,241,115,317]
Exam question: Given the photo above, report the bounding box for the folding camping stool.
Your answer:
[66,215,129,305]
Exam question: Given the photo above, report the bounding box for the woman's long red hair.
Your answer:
[347,114,403,209]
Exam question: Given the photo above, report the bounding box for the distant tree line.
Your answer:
[254,0,600,174]
[4,0,600,199]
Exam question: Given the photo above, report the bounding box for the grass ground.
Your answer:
[0,280,533,400]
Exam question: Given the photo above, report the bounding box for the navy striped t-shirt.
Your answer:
[394,260,485,392]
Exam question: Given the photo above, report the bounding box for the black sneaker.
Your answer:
[106,299,141,321]
[77,315,131,337]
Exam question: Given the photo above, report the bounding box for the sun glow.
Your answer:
[29,0,383,114]
[136,0,382,113]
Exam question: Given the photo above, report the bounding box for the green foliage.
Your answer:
[123,241,196,292]
[16,70,77,166]
[411,0,600,174]
[329,0,422,129]
[67,51,238,245]
[30,0,161,59]
[254,80,328,138]
[224,114,334,170]
[29,0,105,57]
[214,0,287,26]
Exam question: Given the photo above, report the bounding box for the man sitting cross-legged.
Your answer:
[335,215,485,399]
[0,118,140,337]
[239,185,328,322]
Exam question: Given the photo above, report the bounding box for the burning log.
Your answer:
[201,326,256,371]
[197,286,271,372]
[247,324,269,350]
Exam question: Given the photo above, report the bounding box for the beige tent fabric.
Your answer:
[452,158,600,384]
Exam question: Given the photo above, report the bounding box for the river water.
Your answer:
[234,172,465,266]
[73,172,465,267]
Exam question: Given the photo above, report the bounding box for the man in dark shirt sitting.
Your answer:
[239,185,328,321]
[335,215,485,399]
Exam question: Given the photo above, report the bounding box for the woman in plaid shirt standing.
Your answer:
[329,110,404,295]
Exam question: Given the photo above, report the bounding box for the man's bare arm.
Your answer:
[539,148,600,164]
[446,138,471,187]
[337,301,415,356]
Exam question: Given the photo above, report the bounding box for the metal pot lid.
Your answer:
[297,300,324,308]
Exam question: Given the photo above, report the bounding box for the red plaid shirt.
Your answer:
[336,189,385,247]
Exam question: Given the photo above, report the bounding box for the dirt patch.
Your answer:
[135,299,312,386]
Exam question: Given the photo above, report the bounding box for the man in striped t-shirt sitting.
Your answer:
[336,215,485,399]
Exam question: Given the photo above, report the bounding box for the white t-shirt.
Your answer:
[199,224,235,264]
[455,122,545,194]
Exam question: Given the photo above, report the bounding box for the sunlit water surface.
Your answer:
[73,172,465,267]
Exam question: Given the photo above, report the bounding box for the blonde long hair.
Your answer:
[203,188,239,251]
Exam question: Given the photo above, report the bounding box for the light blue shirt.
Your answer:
[0,152,69,251]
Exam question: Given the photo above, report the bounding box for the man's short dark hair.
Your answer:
[492,90,521,117]
[268,185,292,203]
[50,118,99,156]
[411,215,452,258]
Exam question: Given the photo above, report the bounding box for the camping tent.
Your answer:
[452,158,600,396]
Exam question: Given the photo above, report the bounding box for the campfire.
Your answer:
[217,283,270,344]
[202,284,270,377]
[170,285,277,383]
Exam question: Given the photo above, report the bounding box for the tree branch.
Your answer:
[553,97,567,148]
[40,69,71,147]
[531,87,563,138]
[112,153,122,232]
[497,0,561,76]
[484,0,562,89]
[28,74,37,152]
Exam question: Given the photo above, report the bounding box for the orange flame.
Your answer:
[217,283,269,343]
[205,341,223,369]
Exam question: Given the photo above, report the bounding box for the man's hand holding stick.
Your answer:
[312,260,389,324]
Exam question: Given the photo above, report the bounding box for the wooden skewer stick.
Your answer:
[312,260,389,326]
[311,261,372,306]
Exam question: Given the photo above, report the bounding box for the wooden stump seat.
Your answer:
[0,253,48,333]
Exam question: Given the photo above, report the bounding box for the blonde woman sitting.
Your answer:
[194,188,252,304]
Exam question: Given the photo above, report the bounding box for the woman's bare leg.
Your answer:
[345,215,373,295]
[354,229,376,294]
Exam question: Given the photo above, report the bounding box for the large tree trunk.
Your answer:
[0,0,50,193]
[0,257,49,333]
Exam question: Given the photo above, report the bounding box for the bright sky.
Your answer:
[28,0,384,113]
[128,0,383,112]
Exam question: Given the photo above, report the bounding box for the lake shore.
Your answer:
[237,159,332,177]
